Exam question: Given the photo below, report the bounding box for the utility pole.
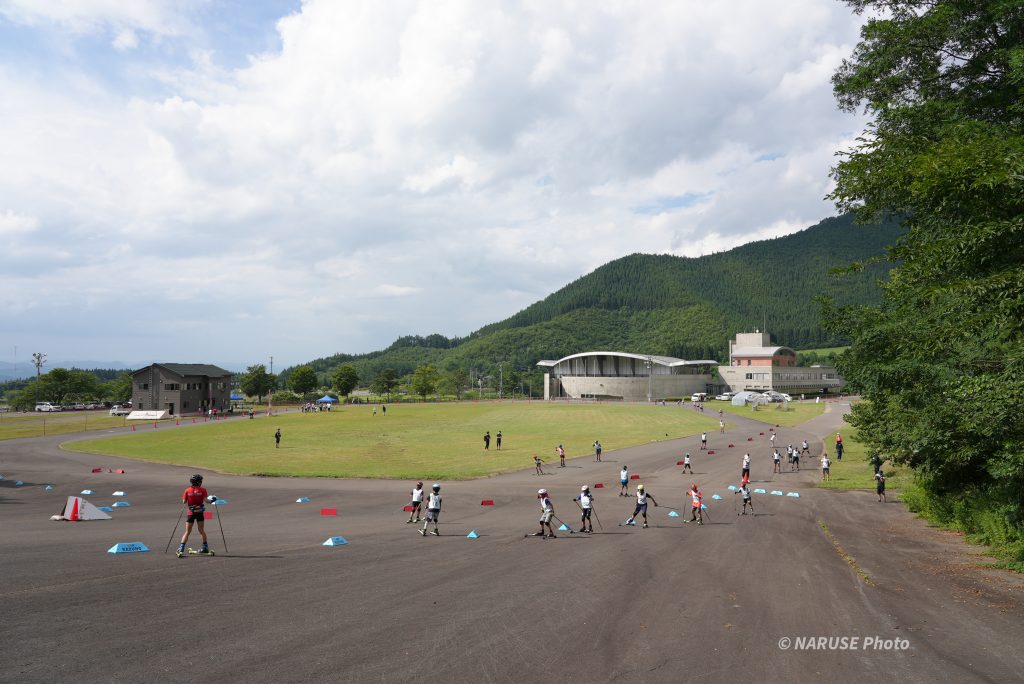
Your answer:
[499,362,504,400]
[268,355,274,415]
[32,352,46,406]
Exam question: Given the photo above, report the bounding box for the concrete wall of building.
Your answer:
[553,374,712,401]
[718,365,845,394]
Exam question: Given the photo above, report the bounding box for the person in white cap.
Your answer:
[574,485,595,533]
[420,483,442,536]
[534,489,557,538]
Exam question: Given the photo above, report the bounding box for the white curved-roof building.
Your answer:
[537,351,717,401]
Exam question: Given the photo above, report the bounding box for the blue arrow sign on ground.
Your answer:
[323,536,349,546]
[107,542,149,554]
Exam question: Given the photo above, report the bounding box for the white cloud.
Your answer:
[0,0,872,366]
[0,209,38,235]
[112,28,139,51]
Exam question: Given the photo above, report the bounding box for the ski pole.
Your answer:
[215,503,229,553]
[702,505,712,523]
[591,505,604,531]
[164,506,185,554]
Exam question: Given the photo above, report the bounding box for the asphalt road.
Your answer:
[1,404,1021,683]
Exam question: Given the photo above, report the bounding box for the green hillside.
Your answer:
[285,214,902,386]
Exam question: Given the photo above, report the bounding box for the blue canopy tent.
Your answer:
[316,395,338,403]
[230,393,245,401]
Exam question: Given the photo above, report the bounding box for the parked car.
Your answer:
[109,405,131,416]
[715,392,736,401]
[34,402,62,412]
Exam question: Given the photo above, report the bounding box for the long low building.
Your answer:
[537,352,718,401]
[717,331,844,395]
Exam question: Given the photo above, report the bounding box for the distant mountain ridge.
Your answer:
[287,214,903,385]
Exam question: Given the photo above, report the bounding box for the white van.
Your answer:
[690,393,707,403]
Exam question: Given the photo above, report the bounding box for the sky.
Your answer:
[0,0,870,373]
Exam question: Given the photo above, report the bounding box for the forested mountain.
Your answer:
[283,214,903,385]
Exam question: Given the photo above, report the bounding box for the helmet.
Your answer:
[432,483,441,491]
[416,481,423,487]
[538,488,547,495]
[637,484,644,491]
[581,485,589,491]
[190,474,203,486]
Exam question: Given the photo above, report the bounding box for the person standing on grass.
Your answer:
[533,454,546,475]
[687,483,703,525]
[683,452,693,474]
[556,444,566,468]
[407,481,424,523]
[700,432,708,451]
[274,428,281,448]
[735,481,754,515]
[484,431,490,450]
[496,431,502,450]
[420,483,442,536]
[574,486,595,533]
[619,466,629,496]
[382,405,387,416]
[875,471,887,502]
[626,484,658,528]
[821,453,831,482]
[534,489,557,537]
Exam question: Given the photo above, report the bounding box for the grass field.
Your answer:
[797,346,849,356]
[65,402,721,480]
[815,427,907,495]
[714,400,826,428]
[0,412,130,440]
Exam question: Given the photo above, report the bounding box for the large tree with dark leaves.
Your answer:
[826,1,1023,522]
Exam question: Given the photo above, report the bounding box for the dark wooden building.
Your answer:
[131,363,233,416]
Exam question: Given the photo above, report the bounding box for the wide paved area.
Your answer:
[1,404,1021,682]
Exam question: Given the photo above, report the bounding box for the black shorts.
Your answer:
[742,467,750,476]
[187,510,206,523]
[410,500,422,509]
[581,508,592,519]
[633,503,648,516]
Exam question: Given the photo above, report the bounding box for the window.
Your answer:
[183,401,189,409]
[746,360,751,366]
[139,383,149,390]
[164,383,180,391]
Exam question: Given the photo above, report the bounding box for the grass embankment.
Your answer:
[715,400,825,428]
[902,483,1024,572]
[0,412,130,440]
[65,402,719,480]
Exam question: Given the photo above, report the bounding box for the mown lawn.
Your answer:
[815,427,907,494]
[714,400,826,428]
[0,412,130,440]
[64,402,720,480]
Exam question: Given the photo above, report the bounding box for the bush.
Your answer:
[903,481,1024,565]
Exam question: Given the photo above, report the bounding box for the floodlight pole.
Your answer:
[32,352,46,406]
[645,355,653,403]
